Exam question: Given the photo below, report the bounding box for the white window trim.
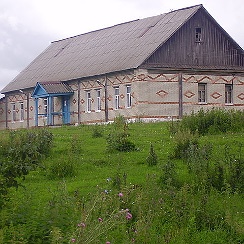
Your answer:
[225,84,233,105]
[96,89,101,112]
[198,83,207,104]
[43,98,48,117]
[20,102,24,122]
[126,85,132,108]
[12,103,16,122]
[114,87,120,110]
[86,90,92,113]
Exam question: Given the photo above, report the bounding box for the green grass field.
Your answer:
[0,120,244,243]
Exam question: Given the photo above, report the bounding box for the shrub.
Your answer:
[228,158,244,193]
[180,108,244,135]
[146,143,158,166]
[92,124,103,138]
[0,129,53,209]
[106,116,136,152]
[172,129,199,159]
[159,161,178,187]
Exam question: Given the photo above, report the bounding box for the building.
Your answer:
[0,4,243,129]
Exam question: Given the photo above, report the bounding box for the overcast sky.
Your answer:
[0,0,244,94]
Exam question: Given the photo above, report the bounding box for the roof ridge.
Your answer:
[52,4,203,44]
[166,4,202,14]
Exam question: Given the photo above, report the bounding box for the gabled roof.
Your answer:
[1,4,211,93]
[1,4,203,93]
[32,82,73,98]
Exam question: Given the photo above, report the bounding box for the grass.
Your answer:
[0,121,244,243]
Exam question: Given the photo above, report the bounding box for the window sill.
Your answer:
[198,102,207,105]
[225,103,234,106]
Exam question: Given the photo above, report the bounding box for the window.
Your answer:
[43,98,48,117]
[96,89,101,111]
[86,90,91,112]
[20,102,24,121]
[195,27,202,42]
[198,83,207,103]
[114,87,120,110]
[225,84,233,104]
[12,103,16,122]
[126,85,132,108]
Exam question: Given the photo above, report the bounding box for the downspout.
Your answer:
[26,92,30,129]
[77,80,81,124]
[178,73,183,119]
[104,75,108,122]
[5,95,8,129]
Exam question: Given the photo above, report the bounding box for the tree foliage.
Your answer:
[0,128,53,208]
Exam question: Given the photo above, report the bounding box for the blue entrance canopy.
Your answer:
[32,82,74,126]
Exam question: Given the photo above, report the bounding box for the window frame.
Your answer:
[225,84,233,104]
[114,86,120,110]
[43,98,48,117]
[20,102,24,121]
[86,90,92,113]
[96,89,101,112]
[195,27,202,42]
[126,85,132,108]
[198,83,207,103]
[12,103,16,122]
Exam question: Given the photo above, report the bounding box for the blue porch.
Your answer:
[32,82,74,126]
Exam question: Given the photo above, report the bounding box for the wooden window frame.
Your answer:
[96,89,101,112]
[198,83,207,103]
[126,85,132,108]
[225,84,233,104]
[86,90,91,113]
[195,27,202,43]
[43,98,48,117]
[114,86,120,110]
[20,102,24,121]
[12,103,16,122]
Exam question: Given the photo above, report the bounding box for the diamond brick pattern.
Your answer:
[237,93,244,100]
[184,91,195,98]
[156,90,168,98]
[211,92,222,99]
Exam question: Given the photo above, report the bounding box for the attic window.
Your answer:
[195,27,202,42]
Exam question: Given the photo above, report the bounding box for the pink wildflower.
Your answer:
[78,222,86,228]
[106,242,111,244]
[126,212,133,220]
[71,238,76,242]
[118,192,123,197]
[98,217,103,222]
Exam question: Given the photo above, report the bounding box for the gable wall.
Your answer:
[144,9,244,68]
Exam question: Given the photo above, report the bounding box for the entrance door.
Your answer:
[62,96,70,124]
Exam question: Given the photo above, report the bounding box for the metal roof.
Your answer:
[39,82,73,94]
[2,4,202,93]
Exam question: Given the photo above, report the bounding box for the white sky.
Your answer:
[0,0,244,94]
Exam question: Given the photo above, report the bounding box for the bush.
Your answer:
[146,143,158,166]
[180,108,244,135]
[106,116,136,152]
[92,124,103,138]
[228,158,244,193]
[0,128,53,209]
[172,129,199,159]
